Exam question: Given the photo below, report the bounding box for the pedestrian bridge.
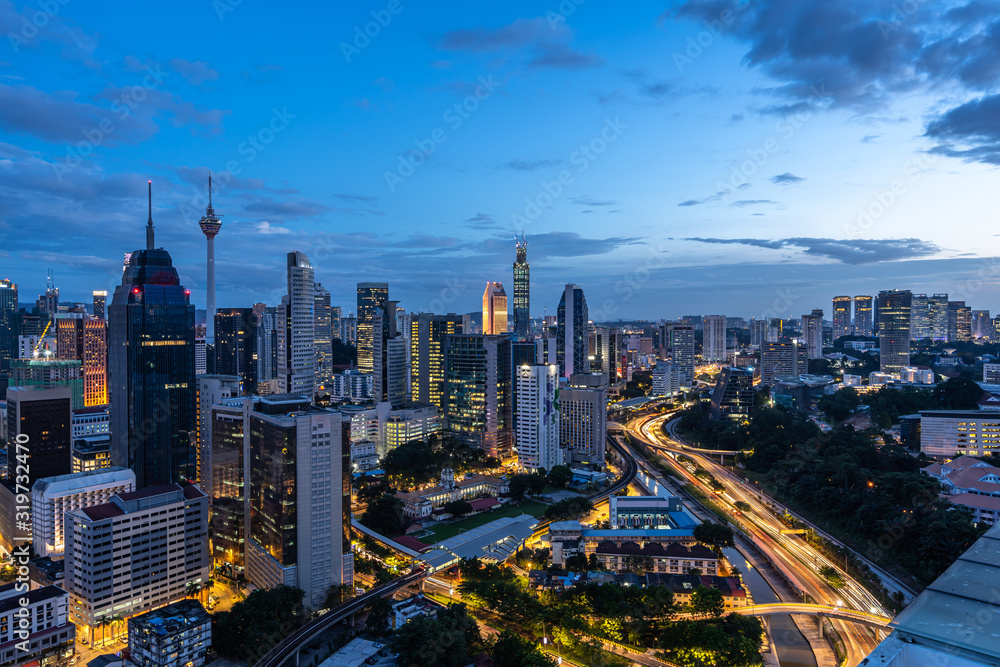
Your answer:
[735,603,892,628]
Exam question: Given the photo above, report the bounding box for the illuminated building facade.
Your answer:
[483,281,508,336]
[832,296,852,339]
[854,295,873,337]
[878,289,912,374]
[513,235,530,338]
[410,312,463,410]
[356,282,388,374]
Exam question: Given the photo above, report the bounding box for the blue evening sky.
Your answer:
[2,0,1000,320]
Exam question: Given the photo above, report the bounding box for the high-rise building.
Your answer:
[973,310,993,340]
[928,293,949,341]
[557,284,589,379]
[109,182,196,489]
[444,334,511,458]
[209,398,247,577]
[127,600,212,667]
[195,375,240,488]
[277,251,315,396]
[0,278,17,393]
[331,305,343,342]
[948,301,972,342]
[246,396,352,609]
[11,358,84,408]
[6,385,72,485]
[373,300,406,408]
[514,363,561,471]
[92,290,107,321]
[357,282,388,374]
[761,339,808,385]
[64,484,210,640]
[710,367,755,423]
[340,315,357,345]
[910,294,929,340]
[214,308,257,394]
[702,315,726,362]
[878,289,912,374]
[801,309,824,359]
[482,282,508,336]
[198,175,223,345]
[314,284,333,384]
[37,273,59,317]
[591,326,621,386]
[56,317,108,406]
[832,296,852,339]
[560,373,607,465]
[671,324,695,385]
[854,295,874,337]
[750,319,767,347]
[513,235,530,339]
[0,583,76,666]
[410,313,462,410]
[650,361,679,397]
[254,304,277,394]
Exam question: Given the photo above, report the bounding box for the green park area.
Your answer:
[421,501,548,544]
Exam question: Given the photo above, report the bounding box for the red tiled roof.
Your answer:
[394,535,429,552]
[469,497,501,512]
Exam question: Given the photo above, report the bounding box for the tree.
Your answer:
[444,499,474,517]
[490,630,555,667]
[527,472,547,497]
[323,584,350,610]
[508,474,530,502]
[818,387,861,422]
[934,376,984,410]
[547,465,573,488]
[360,493,405,536]
[365,596,392,635]
[689,586,725,618]
[543,497,594,521]
[212,586,307,661]
[693,521,734,552]
[390,615,468,667]
[734,501,752,513]
[819,566,845,589]
[356,478,394,506]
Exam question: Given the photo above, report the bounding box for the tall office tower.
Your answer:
[651,361,678,397]
[6,386,72,485]
[92,290,107,320]
[927,293,949,341]
[396,306,411,399]
[246,396,352,609]
[314,284,333,384]
[878,289,912,373]
[10,359,83,409]
[854,295,874,336]
[64,484,210,638]
[948,301,972,342]
[444,334,510,458]
[109,183,196,488]
[331,305,343,341]
[560,373,607,465]
[973,310,993,340]
[55,317,108,407]
[591,326,621,385]
[37,272,59,317]
[356,282,388,373]
[410,313,463,410]
[373,300,406,408]
[209,398,247,576]
[198,175,223,346]
[514,363,561,471]
[702,315,727,362]
[195,375,240,486]
[761,339,808,385]
[340,315,357,345]
[910,294,930,340]
[277,252,315,397]
[513,234,530,338]
[671,324,695,385]
[556,284,590,378]
[31,467,135,558]
[832,296,853,339]
[710,367,755,423]
[253,304,277,393]
[749,319,767,347]
[0,279,16,393]
[801,309,824,359]
[214,308,257,394]
[482,282,508,336]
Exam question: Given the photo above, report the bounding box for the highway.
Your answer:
[627,413,888,667]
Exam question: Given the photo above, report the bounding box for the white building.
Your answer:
[64,484,210,640]
[195,375,240,491]
[985,363,1000,384]
[72,405,110,438]
[900,366,934,385]
[127,599,211,667]
[919,410,1000,458]
[276,251,315,397]
[702,315,727,362]
[651,362,679,397]
[801,309,824,359]
[560,373,608,465]
[515,364,562,471]
[331,369,374,402]
[0,583,75,666]
[31,467,135,558]
[841,374,862,387]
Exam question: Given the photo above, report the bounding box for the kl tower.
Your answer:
[198,174,223,345]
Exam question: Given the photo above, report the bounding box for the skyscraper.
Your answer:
[314,284,333,384]
[854,295,874,337]
[910,294,929,340]
[444,334,511,458]
[878,289,912,374]
[92,290,107,321]
[973,310,993,340]
[482,282,508,336]
[56,317,107,407]
[214,308,257,394]
[373,300,406,408]
[710,367,755,423]
[514,363,561,471]
[560,373,607,465]
[556,284,589,379]
[410,312,462,410]
[0,278,17,393]
[109,183,196,488]
[6,386,73,485]
[671,324,695,386]
[591,326,621,386]
[750,319,767,347]
[702,315,727,362]
[195,375,240,489]
[197,175,223,346]
[254,304,277,394]
[948,300,972,342]
[277,251,315,397]
[513,235,530,338]
[928,294,949,341]
[357,283,388,373]
[832,296,852,339]
[331,305,342,342]
[761,339,808,385]
[801,309,824,359]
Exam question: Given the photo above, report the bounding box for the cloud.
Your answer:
[243,197,329,218]
[527,43,603,69]
[371,77,395,93]
[501,159,563,171]
[168,59,220,87]
[770,172,805,184]
[925,94,1000,164]
[730,199,778,207]
[437,16,601,70]
[684,237,940,264]
[572,196,618,207]
[465,213,498,229]
[253,221,292,235]
[678,192,724,207]
[861,133,882,143]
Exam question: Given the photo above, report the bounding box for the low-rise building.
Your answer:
[71,435,112,473]
[609,495,697,529]
[918,411,1000,458]
[126,599,211,667]
[922,455,1000,525]
[0,583,76,666]
[594,542,718,574]
[391,594,443,630]
[395,468,507,519]
[644,573,749,609]
[547,520,699,566]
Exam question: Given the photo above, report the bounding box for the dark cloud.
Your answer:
[501,159,563,171]
[243,197,329,218]
[483,231,644,259]
[925,94,1000,164]
[437,17,600,70]
[770,172,805,184]
[684,237,940,264]
[527,43,603,69]
[465,213,499,228]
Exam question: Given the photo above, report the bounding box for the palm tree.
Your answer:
[94,615,107,646]
[186,581,202,599]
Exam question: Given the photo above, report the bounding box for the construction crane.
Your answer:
[33,317,53,357]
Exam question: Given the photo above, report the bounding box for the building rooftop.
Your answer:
[0,584,65,612]
[418,514,539,570]
[130,599,209,637]
[32,467,133,495]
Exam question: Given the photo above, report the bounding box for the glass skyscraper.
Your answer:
[556,284,590,379]
[513,235,529,338]
[356,282,388,374]
[878,289,912,374]
[0,278,17,393]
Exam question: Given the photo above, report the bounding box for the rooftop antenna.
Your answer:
[145,180,154,250]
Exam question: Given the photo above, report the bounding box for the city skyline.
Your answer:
[4,2,1000,317]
